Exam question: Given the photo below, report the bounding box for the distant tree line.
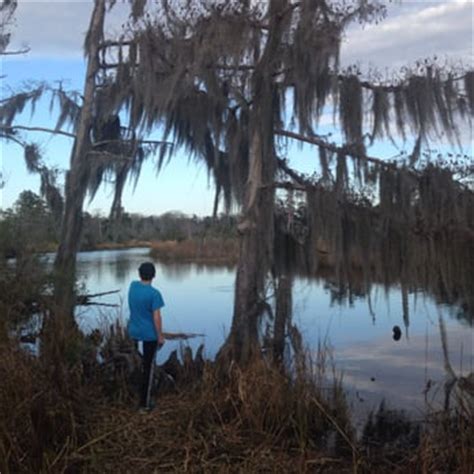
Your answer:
[81,208,237,248]
[0,190,57,257]
[0,190,237,257]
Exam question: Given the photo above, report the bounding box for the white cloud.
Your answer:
[8,1,130,58]
[341,0,473,70]
[6,0,472,65]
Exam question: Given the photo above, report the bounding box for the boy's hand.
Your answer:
[158,334,165,347]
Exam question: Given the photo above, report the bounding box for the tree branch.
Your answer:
[87,150,135,162]
[98,39,133,49]
[277,158,311,187]
[91,138,172,148]
[270,180,306,191]
[0,47,30,56]
[338,72,469,93]
[2,125,76,138]
[0,131,26,147]
[276,128,399,170]
[1,126,173,148]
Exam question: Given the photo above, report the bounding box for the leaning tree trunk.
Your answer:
[53,0,106,322]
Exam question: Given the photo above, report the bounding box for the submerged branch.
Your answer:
[81,289,120,299]
[162,332,206,340]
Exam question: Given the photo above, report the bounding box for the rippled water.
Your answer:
[70,247,472,418]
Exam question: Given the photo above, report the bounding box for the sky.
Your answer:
[0,0,472,217]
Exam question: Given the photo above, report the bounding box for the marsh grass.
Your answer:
[150,238,239,264]
[2,316,472,473]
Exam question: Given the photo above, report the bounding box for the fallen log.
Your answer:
[162,332,205,341]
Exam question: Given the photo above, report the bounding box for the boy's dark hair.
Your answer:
[139,262,156,281]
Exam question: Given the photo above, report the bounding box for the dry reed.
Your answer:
[150,238,239,264]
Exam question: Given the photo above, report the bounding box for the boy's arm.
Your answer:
[153,308,165,345]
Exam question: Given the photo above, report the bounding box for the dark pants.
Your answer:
[135,340,158,408]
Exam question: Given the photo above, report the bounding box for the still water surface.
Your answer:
[73,248,472,417]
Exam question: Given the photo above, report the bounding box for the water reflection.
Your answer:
[159,261,235,280]
[73,248,472,414]
[337,323,472,425]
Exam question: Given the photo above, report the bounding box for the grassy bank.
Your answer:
[1,328,472,473]
[80,240,154,252]
[148,237,365,270]
[150,238,239,264]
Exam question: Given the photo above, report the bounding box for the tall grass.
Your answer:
[1,327,473,472]
[150,238,239,264]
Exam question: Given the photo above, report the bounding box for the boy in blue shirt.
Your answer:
[128,262,165,411]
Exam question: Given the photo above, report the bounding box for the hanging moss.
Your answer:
[40,170,64,223]
[335,151,348,195]
[409,134,422,166]
[464,71,474,115]
[0,86,46,127]
[339,75,363,146]
[318,145,332,183]
[432,71,455,142]
[23,143,42,173]
[393,90,406,140]
[130,0,146,22]
[370,87,390,142]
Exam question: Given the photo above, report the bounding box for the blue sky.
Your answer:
[0,0,472,216]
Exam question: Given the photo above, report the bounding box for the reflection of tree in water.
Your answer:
[78,257,105,284]
[157,261,234,281]
[261,186,473,365]
[273,182,473,325]
[158,262,194,281]
[113,258,135,283]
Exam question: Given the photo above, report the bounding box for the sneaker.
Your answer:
[137,401,155,414]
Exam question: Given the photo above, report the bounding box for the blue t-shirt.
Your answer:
[127,281,165,341]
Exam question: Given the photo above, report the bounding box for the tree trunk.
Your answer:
[53,0,106,320]
[219,129,276,364]
[217,0,287,365]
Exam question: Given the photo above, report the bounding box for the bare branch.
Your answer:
[0,46,30,56]
[338,72,469,93]
[98,39,133,50]
[87,150,135,162]
[277,158,311,187]
[2,125,76,138]
[276,129,399,170]
[265,180,306,191]
[0,131,26,147]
